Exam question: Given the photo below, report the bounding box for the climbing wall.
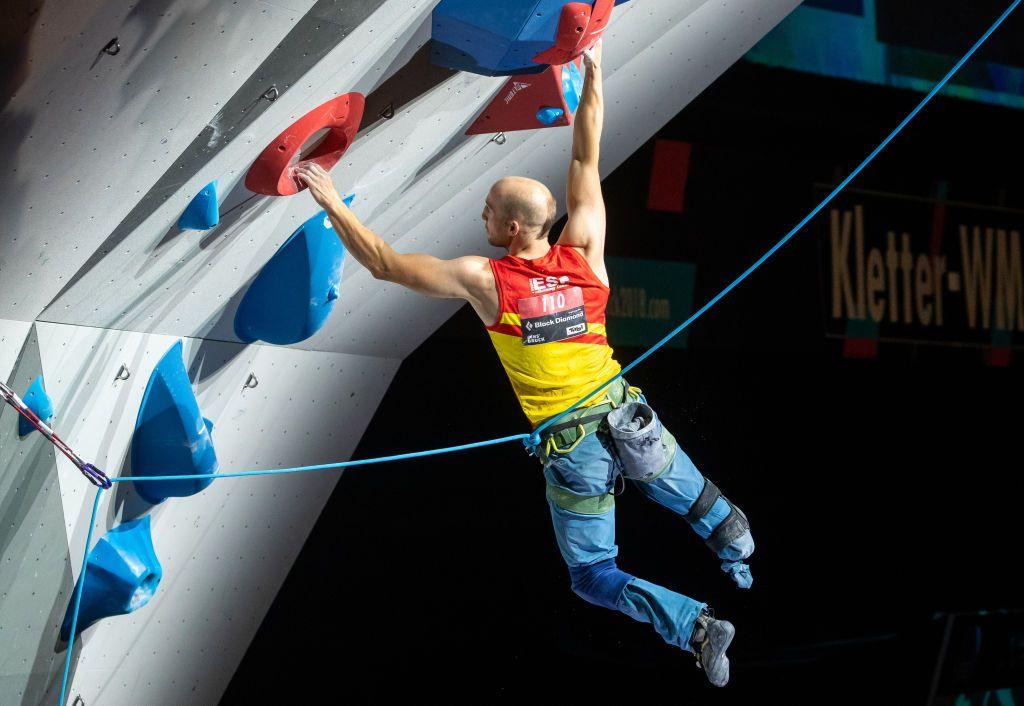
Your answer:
[0,0,801,703]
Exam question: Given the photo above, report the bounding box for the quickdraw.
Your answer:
[0,380,111,488]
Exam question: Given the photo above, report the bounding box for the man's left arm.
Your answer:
[556,43,607,283]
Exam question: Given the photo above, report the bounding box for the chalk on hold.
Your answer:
[17,375,53,438]
[60,516,162,641]
[234,209,347,345]
[466,56,583,135]
[244,93,364,196]
[131,341,217,505]
[177,180,219,231]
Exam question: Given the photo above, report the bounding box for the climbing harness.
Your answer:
[529,378,642,464]
[0,380,111,488]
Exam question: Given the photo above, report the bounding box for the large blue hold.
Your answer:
[177,179,219,230]
[17,375,53,438]
[234,205,349,345]
[131,341,217,504]
[61,516,162,641]
[431,0,630,76]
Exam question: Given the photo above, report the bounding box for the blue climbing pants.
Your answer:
[542,395,752,653]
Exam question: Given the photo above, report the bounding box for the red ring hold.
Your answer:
[245,92,365,196]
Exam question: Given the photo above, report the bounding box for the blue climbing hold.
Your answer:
[17,375,53,438]
[177,179,219,231]
[536,107,566,125]
[561,60,583,114]
[234,208,347,345]
[432,0,571,76]
[131,341,218,504]
[60,516,162,641]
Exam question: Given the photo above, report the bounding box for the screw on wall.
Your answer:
[244,373,259,390]
[491,132,507,145]
[242,85,280,114]
[114,364,131,382]
[90,38,121,70]
[378,102,395,120]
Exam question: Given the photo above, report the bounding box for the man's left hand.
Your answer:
[294,163,343,209]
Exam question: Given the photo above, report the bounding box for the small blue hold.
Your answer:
[177,179,219,231]
[18,375,53,438]
[61,516,162,641]
[131,341,218,504]
[342,193,355,207]
[234,209,347,345]
[536,107,565,126]
[561,61,583,114]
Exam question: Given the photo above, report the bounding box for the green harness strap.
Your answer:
[545,484,616,515]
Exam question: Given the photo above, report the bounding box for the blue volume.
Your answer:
[131,341,218,504]
[60,516,162,640]
[234,207,348,345]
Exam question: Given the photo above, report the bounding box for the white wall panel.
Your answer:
[0,325,72,705]
[0,319,32,379]
[25,322,400,705]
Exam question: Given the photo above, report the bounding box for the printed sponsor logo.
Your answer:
[566,322,587,336]
[528,275,570,293]
[504,81,533,104]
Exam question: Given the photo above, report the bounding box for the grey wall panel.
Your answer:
[40,0,446,340]
[0,0,318,321]
[0,319,32,378]
[28,322,400,705]
[0,326,73,705]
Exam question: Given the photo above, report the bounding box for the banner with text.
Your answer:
[606,257,696,349]
[824,189,1023,349]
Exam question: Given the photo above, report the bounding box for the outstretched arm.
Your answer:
[295,164,498,323]
[556,42,607,284]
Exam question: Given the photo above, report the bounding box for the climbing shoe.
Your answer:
[690,609,735,687]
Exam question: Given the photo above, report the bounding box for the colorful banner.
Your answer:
[745,0,1024,110]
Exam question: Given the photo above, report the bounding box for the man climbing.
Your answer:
[295,41,753,687]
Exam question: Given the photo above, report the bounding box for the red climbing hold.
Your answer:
[245,92,365,196]
[466,56,583,135]
[533,0,614,66]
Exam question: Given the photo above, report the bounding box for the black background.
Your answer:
[225,54,1023,705]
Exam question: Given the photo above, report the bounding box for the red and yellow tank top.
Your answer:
[485,244,622,426]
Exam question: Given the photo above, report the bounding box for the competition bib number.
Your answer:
[518,286,588,345]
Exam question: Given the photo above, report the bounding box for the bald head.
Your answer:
[490,176,557,240]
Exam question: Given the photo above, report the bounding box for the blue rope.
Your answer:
[532,0,1023,442]
[104,433,530,483]
[56,2,1020,702]
[59,486,104,706]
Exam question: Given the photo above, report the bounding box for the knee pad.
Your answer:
[568,558,635,611]
[686,478,752,559]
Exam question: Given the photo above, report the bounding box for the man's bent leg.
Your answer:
[546,495,706,653]
[634,444,755,588]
